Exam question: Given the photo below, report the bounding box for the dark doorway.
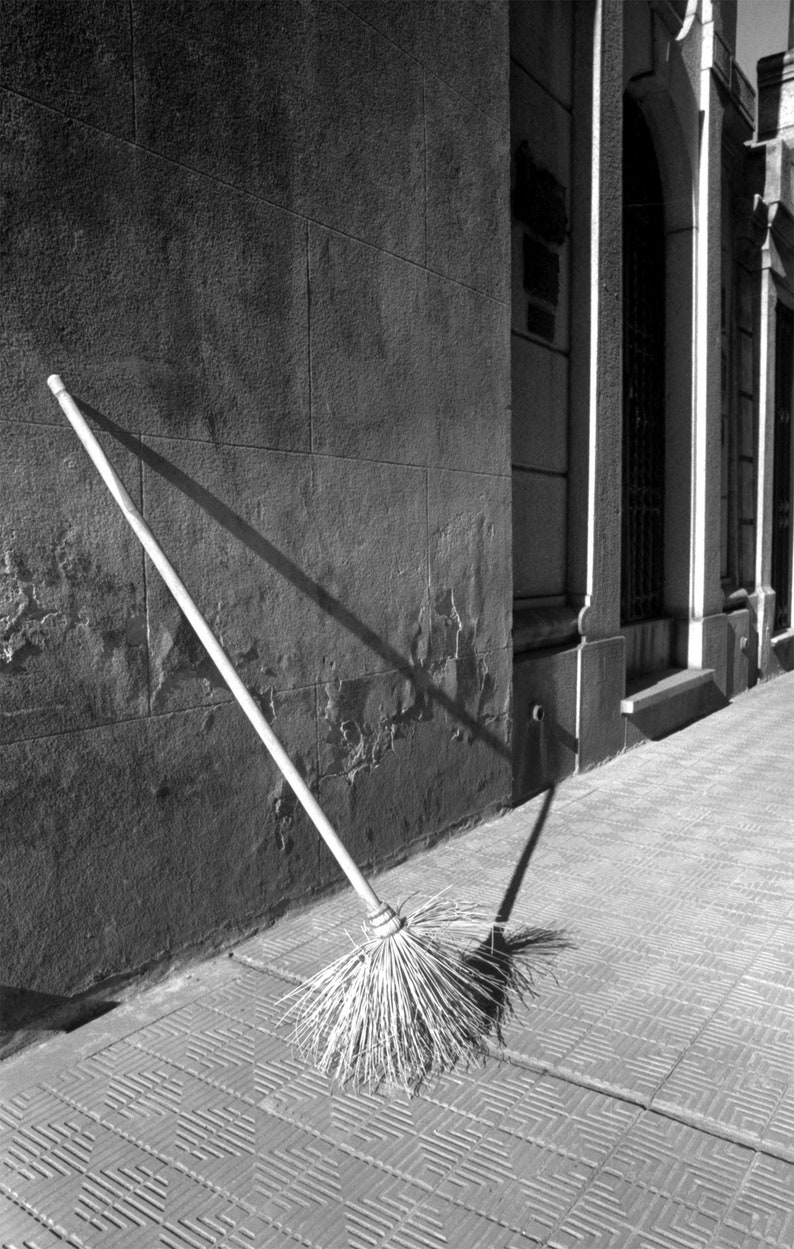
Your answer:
[772,302,794,631]
[622,94,666,625]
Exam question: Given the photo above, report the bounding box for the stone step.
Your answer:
[621,667,722,741]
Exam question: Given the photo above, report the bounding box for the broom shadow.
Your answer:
[462,783,571,1049]
[75,399,511,763]
[399,785,570,1093]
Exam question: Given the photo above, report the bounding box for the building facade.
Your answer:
[512,0,794,800]
[1,0,792,1002]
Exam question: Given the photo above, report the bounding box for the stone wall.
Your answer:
[1,0,512,997]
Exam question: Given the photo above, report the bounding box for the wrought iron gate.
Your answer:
[772,302,793,632]
[622,96,666,624]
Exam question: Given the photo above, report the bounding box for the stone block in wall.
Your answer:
[141,438,428,709]
[1,0,134,137]
[740,520,756,587]
[0,696,319,995]
[425,78,509,301]
[577,636,625,770]
[512,471,567,599]
[511,231,570,351]
[316,650,511,879]
[512,144,568,246]
[1,421,148,744]
[666,229,695,347]
[346,0,509,124]
[689,613,729,696]
[0,94,309,448]
[510,0,573,110]
[738,395,755,456]
[133,0,425,261]
[309,228,510,474]
[512,647,577,804]
[428,469,511,662]
[511,335,568,473]
[523,236,560,305]
[425,277,510,473]
[725,608,754,698]
[740,327,754,395]
[738,270,754,333]
[510,125,570,350]
[511,61,571,199]
[623,0,653,82]
[739,457,756,519]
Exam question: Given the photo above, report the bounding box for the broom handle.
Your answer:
[47,375,383,916]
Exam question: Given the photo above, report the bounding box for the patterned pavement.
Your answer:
[3,671,794,1247]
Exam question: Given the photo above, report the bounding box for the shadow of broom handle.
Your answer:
[47,374,385,919]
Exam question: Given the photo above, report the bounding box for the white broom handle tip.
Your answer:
[47,375,382,915]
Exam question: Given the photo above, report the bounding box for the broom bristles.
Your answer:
[281,895,568,1091]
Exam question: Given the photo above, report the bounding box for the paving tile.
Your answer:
[384,1194,540,1249]
[204,966,300,1028]
[436,1126,596,1241]
[422,1060,543,1130]
[0,1188,70,1246]
[340,1099,437,1185]
[43,1042,195,1145]
[713,976,794,1026]
[746,920,794,986]
[337,1164,434,1249]
[1,1096,205,1246]
[760,1086,794,1156]
[497,1075,640,1166]
[549,1175,730,1248]
[555,989,721,1099]
[602,1112,753,1207]
[152,1186,278,1249]
[653,1005,794,1146]
[721,1153,794,1246]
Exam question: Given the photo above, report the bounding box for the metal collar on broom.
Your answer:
[47,375,516,1090]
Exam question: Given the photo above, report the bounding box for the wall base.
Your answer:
[577,636,626,771]
[512,647,578,803]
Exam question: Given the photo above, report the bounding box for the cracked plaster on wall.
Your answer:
[320,626,508,789]
[1,531,146,678]
[150,610,229,709]
[0,569,60,669]
[431,504,496,656]
[320,672,430,786]
[433,586,466,660]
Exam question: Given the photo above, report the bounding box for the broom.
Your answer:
[47,375,548,1090]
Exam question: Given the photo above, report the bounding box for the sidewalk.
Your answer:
[3,671,794,1248]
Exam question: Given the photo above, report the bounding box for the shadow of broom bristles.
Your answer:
[462,923,572,1049]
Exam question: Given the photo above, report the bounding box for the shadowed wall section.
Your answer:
[0,0,512,997]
